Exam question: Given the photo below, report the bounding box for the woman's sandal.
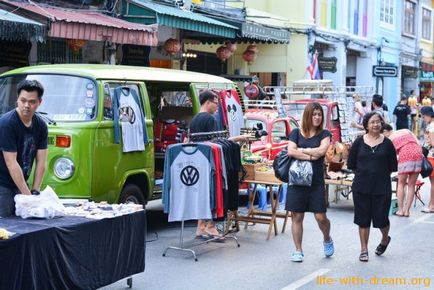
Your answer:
[375,236,391,256]
[359,251,369,262]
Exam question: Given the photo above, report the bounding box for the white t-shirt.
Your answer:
[118,91,145,152]
[224,91,244,137]
[163,144,214,222]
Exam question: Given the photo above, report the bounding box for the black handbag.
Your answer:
[273,149,291,182]
[421,157,433,178]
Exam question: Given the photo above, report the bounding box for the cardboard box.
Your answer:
[240,163,264,180]
[254,170,281,183]
[388,196,398,216]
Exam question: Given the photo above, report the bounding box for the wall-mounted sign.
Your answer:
[372,65,398,77]
[402,66,418,79]
[318,56,337,73]
[420,62,434,82]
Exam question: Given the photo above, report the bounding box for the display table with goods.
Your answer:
[236,159,291,240]
[0,200,146,290]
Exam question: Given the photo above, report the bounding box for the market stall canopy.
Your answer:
[0,8,45,42]
[0,0,158,46]
[122,0,237,38]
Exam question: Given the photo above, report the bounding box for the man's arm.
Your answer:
[31,149,47,191]
[2,151,31,195]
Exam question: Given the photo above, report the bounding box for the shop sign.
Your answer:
[402,66,418,79]
[318,56,337,73]
[420,62,434,82]
[121,44,150,66]
[372,65,398,77]
[420,71,434,82]
[241,23,290,43]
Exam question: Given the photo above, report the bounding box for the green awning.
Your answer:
[122,0,237,38]
[0,8,45,42]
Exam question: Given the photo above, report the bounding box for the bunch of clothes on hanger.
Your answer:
[162,135,241,222]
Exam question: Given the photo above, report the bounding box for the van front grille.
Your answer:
[48,136,55,145]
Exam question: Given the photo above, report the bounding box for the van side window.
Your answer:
[103,83,143,120]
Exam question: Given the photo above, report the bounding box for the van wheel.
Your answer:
[119,184,145,206]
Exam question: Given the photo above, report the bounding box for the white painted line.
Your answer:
[417,220,434,224]
[280,268,331,290]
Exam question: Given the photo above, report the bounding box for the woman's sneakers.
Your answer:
[323,238,334,257]
[291,251,304,262]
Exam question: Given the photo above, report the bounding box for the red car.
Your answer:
[245,109,299,160]
[285,99,342,144]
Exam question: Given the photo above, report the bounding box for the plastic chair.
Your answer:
[414,180,426,207]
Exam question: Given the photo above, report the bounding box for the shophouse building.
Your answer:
[418,0,434,99]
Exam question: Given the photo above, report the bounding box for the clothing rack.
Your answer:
[162,137,240,261]
[162,220,240,262]
[188,130,229,142]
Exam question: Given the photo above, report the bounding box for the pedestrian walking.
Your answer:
[285,102,334,262]
[420,106,434,213]
[383,124,423,217]
[393,96,411,129]
[347,112,398,262]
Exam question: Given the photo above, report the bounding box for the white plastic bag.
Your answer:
[14,186,66,219]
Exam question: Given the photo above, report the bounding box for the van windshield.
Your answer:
[0,74,97,121]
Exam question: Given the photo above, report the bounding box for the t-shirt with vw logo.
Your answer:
[162,143,215,222]
[118,89,144,152]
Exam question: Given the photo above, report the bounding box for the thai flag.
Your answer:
[307,51,320,80]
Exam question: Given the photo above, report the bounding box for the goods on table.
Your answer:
[0,228,14,240]
[64,201,143,219]
[15,186,66,219]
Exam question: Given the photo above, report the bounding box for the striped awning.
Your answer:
[0,0,158,46]
[123,0,237,38]
[0,8,45,42]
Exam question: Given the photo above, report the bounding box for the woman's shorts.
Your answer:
[353,192,391,228]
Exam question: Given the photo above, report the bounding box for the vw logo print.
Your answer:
[180,165,200,186]
[119,105,136,124]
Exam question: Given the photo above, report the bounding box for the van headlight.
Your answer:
[53,158,75,180]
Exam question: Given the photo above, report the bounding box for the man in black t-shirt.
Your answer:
[0,80,48,217]
[393,96,411,129]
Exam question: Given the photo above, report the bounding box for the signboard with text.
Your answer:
[372,65,398,77]
[318,56,337,73]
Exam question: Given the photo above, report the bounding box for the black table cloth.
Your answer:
[0,211,146,290]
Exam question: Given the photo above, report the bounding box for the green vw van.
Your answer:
[0,64,237,205]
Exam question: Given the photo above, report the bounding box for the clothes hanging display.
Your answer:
[162,143,216,222]
[219,90,244,137]
[113,87,149,152]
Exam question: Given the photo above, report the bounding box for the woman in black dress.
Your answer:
[347,112,398,262]
[286,102,333,262]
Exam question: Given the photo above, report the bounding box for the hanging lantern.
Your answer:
[67,39,86,53]
[163,38,181,55]
[224,41,237,53]
[246,44,259,53]
[216,46,232,61]
[242,49,257,64]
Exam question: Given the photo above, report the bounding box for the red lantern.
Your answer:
[67,39,86,53]
[224,42,237,53]
[164,38,181,55]
[216,46,232,61]
[246,44,259,53]
[242,50,257,64]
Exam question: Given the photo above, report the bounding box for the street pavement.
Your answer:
[101,179,434,290]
